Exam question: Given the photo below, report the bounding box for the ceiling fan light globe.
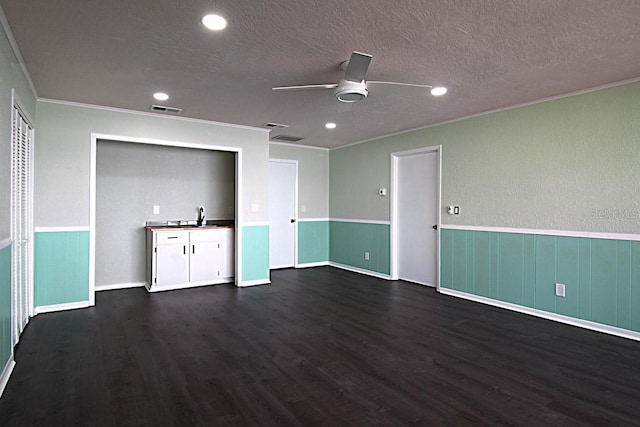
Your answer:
[337,92,366,102]
[334,80,368,103]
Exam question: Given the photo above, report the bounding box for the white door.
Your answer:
[11,100,34,346]
[396,151,438,286]
[269,160,297,269]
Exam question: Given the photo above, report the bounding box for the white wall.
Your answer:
[0,15,36,239]
[330,81,640,234]
[34,101,270,228]
[268,142,329,219]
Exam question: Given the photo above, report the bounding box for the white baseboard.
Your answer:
[146,278,234,293]
[329,262,391,280]
[95,281,146,291]
[0,357,15,398]
[296,261,330,268]
[237,279,271,287]
[34,301,91,314]
[439,288,640,342]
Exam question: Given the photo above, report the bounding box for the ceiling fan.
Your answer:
[272,51,446,103]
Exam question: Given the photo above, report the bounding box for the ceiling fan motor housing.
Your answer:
[334,80,368,103]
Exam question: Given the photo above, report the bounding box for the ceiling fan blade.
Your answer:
[272,84,338,91]
[367,81,433,89]
[344,51,372,82]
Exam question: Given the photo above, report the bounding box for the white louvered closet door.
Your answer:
[11,103,34,346]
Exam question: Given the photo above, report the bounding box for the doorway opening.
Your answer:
[89,134,242,305]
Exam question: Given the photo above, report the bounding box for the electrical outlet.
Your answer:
[364,252,370,261]
[555,283,566,297]
[153,205,160,215]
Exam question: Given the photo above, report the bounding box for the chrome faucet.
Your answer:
[197,206,205,226]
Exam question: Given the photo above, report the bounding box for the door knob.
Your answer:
[432,224,438,230]
[290,219,296,223]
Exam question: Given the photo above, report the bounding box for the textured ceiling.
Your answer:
[2,0,640,148]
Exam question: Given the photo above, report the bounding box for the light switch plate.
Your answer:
[153,205,160,215]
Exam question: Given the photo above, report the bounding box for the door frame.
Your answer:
[268,158,298,269]
[390,145,442,289]
[10,89,36,346]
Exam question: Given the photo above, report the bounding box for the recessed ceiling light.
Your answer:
[153,92,169,101]
[430,86,447,96]
[325,122,337,129]
[202,14,227,31]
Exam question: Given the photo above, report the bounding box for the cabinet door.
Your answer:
[190,241,221,283]
[220,230,235,278]
[156,243,189,287]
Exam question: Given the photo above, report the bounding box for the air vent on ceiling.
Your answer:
[271,134,304,143]
[263,122,290,129]
[150,104,183,114]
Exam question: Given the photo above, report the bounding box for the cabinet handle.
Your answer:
[183,245,186,255]
[168,236,178,239]
[192,245,195,254]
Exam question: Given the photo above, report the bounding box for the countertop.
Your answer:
[145,219,235,231]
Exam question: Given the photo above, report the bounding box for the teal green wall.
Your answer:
[298,221,329,264]
[34,231,90,307]
[0,244,12,369]
[242,225,270,282]
[441,228,640,333]
[329,221,390,275]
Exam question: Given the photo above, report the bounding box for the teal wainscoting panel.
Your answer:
[242,225,270,282]
[34,231,90,307]
[577,238,592,320]
[440,229,453,287]
[298,221,329,264]
[0,244,12,370]
[472,231,492,298]
[450,229,468,292]
[616,240,632,330]
[555,237,580,318]
[632,242,640,331]
[522,235,536,308]
[496,233,526,305]
[590,239,618,327]
[441,228,640,334]
[329,221,390,275]
[534,235,557,313]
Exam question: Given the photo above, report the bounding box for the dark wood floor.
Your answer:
[2,266,640,426]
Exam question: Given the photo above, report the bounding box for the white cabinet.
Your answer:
[146,227,234,292]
